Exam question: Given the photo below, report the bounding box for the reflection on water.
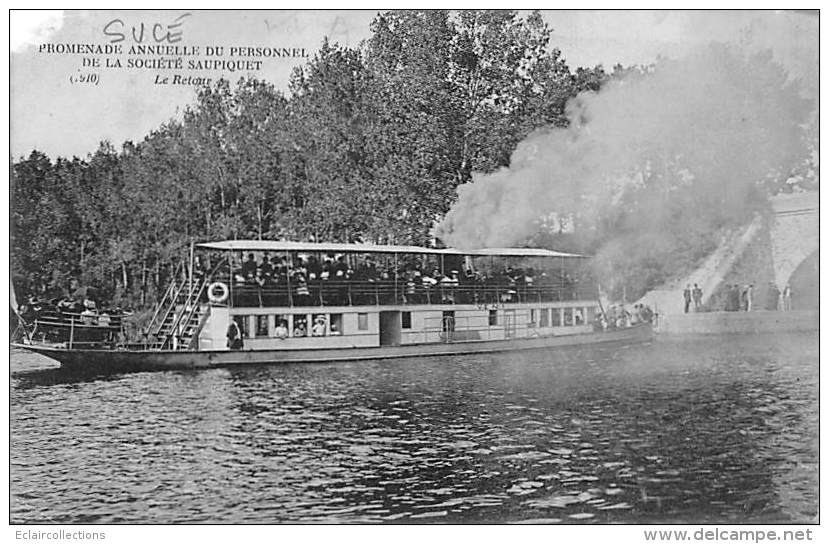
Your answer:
[10,333,817,523]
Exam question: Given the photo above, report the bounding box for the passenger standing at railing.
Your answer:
[294,273,311,305]
[440,271,459,303]
[275,256,289,278]
[421,272,437,304]
[334,256,348,278]
[98,312,111,327]
[464,268,475,283]
[81,308,97,325]
[241,253,257,281]
[404,271,417,304]
[254,268,267,288]
[259,254,273,282]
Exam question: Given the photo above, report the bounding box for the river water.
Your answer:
[10,332,817,524]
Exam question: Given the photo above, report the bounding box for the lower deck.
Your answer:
[199,300,600,351]
[17,322,652,371]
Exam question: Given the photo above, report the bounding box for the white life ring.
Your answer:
[207,282,229,303]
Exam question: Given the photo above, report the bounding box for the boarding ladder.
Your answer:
[145,265,210,350]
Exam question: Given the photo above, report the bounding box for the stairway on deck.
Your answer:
[146,277,210,350]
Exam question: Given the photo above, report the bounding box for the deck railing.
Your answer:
[221,280,597,308]
[34,310,124,329]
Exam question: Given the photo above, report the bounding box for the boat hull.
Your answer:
[13,324,653,372]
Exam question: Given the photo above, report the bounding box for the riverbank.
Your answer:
[655,310,817,335]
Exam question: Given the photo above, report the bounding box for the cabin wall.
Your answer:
[227,308,380,350]
[200,300,597,351]
[398,301,596,344]
[199,306,229,350]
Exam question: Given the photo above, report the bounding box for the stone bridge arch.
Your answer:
[769,192,818,290]
[637,191,817,316]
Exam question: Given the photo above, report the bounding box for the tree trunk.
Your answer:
[121,261,128,291]
[155,260,161,293]
[141,258,147,306]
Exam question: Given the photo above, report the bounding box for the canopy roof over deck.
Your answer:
[196,240,583,258]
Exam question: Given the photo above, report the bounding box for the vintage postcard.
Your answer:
[8,9,819,538]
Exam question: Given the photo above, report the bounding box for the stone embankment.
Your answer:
[637,191,817,335]
[655,310,817,335]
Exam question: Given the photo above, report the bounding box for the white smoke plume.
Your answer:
[437,42,812,253]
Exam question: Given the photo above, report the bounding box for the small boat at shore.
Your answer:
[12,240,653,372]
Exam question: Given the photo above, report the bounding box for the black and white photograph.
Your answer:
[7,7,819,537]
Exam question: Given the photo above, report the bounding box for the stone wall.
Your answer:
[637,191,817,317]
[656,310,818,335]
[706,216,777,312]
[769,192,819,289]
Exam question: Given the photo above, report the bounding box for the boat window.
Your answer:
[293,315,308,337]
[233,315,249,337]
[488,309,497,326]
[357,313,368,331]
[401,311,411,329]
[540,308,549,327]
[551,308,562,327]
[312,314,327,336]
[528,309,536,327]
[564,307,574,326]
[442,311,455,334]
[329,313,343,335]
[585,306,596,324]
[274,315,289,338]
[574,308,584,325]
[255,315,269,337]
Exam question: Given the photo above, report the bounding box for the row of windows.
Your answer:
[232,306,595,339]
[486,307,593,327]
[528,306,595,327]
[234,312,370,338]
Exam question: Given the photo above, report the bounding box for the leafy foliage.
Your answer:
[8,10,618,307]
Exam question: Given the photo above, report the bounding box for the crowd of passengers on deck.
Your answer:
[196,252,588,306]
[16,280,125,328]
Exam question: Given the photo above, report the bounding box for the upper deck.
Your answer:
[194,240,595,309]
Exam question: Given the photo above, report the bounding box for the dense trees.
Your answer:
[13,12,815,309]
[11,10,610,308]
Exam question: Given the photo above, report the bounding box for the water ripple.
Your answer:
[10,332,817,523]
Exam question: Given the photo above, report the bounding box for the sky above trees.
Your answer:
[11,10,817,159]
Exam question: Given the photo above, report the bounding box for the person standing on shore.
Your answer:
[683,284,692,313]
[783,284,792,311]
[746,284,754,311]
[692,283,703,311]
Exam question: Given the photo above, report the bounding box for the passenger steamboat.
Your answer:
[12,240,652,371]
